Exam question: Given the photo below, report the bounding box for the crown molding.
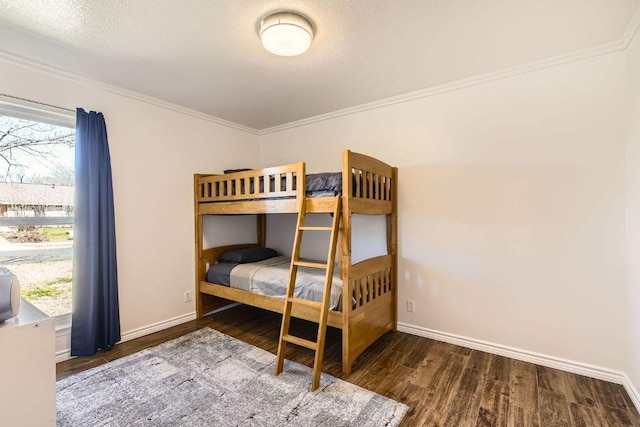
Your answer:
[259,38,626,135]
[259,5,640,135]
[0,50,259,136]
[3,3,639,139]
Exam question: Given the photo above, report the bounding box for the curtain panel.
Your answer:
[71,108,120,356]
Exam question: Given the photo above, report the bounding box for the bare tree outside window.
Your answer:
[0,113,75,317]
[0,115,74,184]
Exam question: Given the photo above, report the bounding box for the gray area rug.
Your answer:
[57,328,408,426]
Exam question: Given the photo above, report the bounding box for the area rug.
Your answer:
[57,328,408,426]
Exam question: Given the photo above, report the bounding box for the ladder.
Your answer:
[275,196,342,391]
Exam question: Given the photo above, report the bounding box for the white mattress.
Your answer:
[230,256,343,311]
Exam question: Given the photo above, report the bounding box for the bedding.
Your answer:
[206,262,237,286]
[306,172,342,196]
[308,171,379,198]
[206,256,343,310]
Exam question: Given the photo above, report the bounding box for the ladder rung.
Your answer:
[283,334,318,350]
[294,261,327,269]
[288,297,321,308]
[299,226,333,231]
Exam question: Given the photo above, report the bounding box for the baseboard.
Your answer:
[56,349,70,363]
[120,312,197,342]
[55,328,72,363]
[55,311,197,363]
[398,321,640,414]
[623,373,640,413]
[397,322,626,385]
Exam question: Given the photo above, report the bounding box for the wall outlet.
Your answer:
[406,299,415,313]
[184,291,192,303]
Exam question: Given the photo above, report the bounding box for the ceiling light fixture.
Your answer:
[259,12,313,57]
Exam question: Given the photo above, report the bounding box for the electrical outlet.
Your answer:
[406,299,415,313]
[184,291,192,303]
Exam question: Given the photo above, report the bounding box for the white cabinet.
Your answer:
[0,299,56,426]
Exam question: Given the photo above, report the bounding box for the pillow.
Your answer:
[224,168,252,174]
[218,247,278,264]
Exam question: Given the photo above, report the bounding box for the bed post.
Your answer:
[257,214,266,247]
[341,150,353,373]
[194,174,205,318]
[387,167,398,331]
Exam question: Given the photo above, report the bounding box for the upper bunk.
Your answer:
[194,150,397,215]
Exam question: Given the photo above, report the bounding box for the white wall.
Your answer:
[0,57,259,355]
[3,26,635,386]
[260,52,629,371]
[626,28,640,395]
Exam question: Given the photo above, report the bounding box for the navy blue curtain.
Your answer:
[71,108,120,356]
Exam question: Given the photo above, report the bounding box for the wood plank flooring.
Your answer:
[57,305,640,427]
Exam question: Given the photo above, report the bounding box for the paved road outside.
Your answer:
[0,236,72,264]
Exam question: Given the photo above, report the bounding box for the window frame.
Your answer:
[0,97,75,128]
[0,97,75,330]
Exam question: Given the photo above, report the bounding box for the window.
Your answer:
[0,100,75,319]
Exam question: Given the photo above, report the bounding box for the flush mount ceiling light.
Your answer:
[259,12,313,57]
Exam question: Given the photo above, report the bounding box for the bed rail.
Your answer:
[349,254,393,313]
[196,162,305,214]
[344,151,395,215]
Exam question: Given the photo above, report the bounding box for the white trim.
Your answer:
[55,351,69,364]
[259,39,625,135]
[260,7,640,135]
[2,10,640,137]
[55,327,71,363]
[54,304,240,363]
[55,311,196,363]
[120,311,197,342]
[399,321,640,412]
[54,313,71,332]
[623,373,640,413]
[0,95,75,128]
[397,322,625,384]
[52,315,640,413]
[0,50,258,136]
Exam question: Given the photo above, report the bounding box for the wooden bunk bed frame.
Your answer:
[194,150,398,373]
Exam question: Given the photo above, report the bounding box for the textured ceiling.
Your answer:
[0,0,639,130]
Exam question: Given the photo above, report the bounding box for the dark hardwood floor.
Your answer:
[57,305,640,427]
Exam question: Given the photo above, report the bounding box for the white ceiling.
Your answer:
[0,0,638,130]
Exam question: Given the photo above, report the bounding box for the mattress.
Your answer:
[206,256,343,310]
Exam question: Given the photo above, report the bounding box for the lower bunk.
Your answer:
[196,244,396,373]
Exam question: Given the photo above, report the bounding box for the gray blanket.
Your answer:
[306,172,342,195]
[230,256,343,310]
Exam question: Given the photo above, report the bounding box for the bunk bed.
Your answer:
[194,150,398,373]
